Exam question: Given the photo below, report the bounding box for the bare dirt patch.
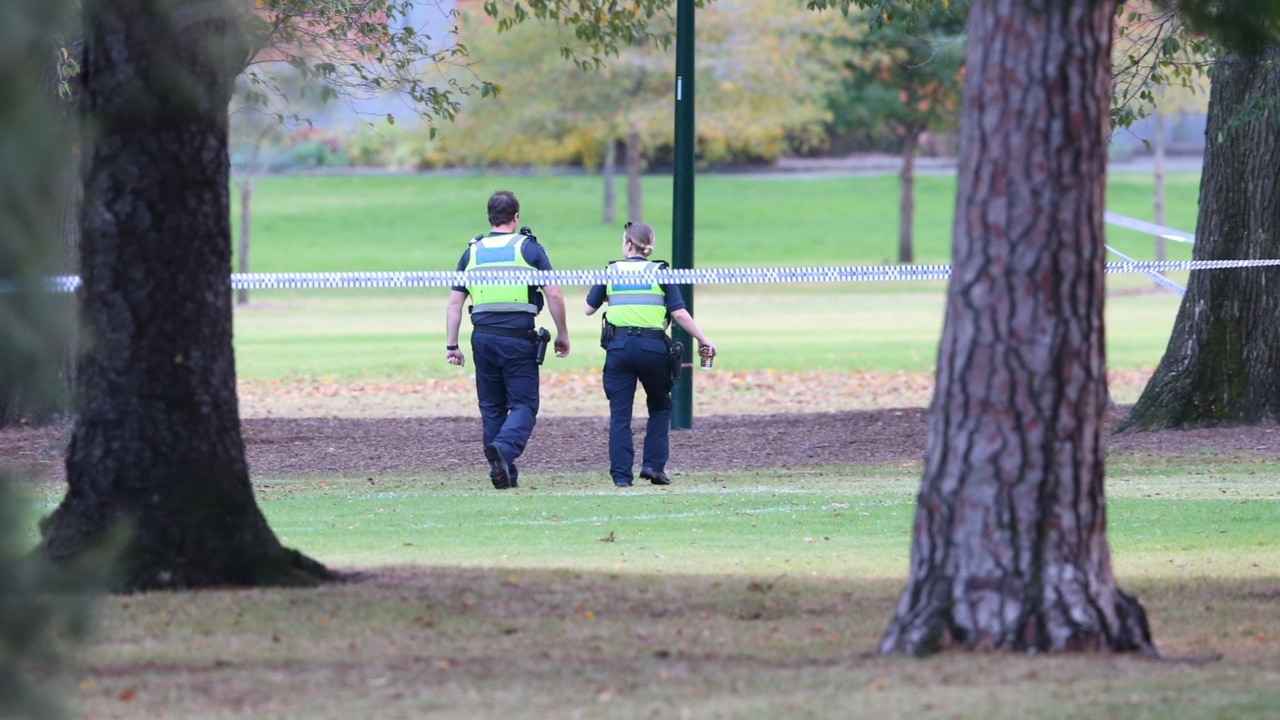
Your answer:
[5,369,1278,484]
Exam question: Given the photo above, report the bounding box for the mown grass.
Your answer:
[13,454,1278,719]
[232,288,1185,385]
[233,170,1200,273]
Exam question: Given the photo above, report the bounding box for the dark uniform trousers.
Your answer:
[472,331,540,473]
[602,334,672,485]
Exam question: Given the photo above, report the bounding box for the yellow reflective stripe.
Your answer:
[607,294,666,306]
[472,302,537,313]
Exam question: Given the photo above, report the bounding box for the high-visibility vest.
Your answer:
[466,234,538,314]
[605,260,667,329]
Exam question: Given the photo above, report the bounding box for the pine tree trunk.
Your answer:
[39,0,330,591]
[879,0,1154,656]
[898,127,919,264]
[1119,45,1280,431]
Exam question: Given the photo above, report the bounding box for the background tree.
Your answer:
[229,97,286,307]
[819,3,965,263]
[442,0,831,222]
[1112,2,1211,264]
[229,67,328,306]
[1115,1,1280,430]
[873,0,1155,656]
[1119,41,1280,430]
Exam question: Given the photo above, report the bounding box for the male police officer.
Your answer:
[445,190,570,489]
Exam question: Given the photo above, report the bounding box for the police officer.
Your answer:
[445,190,570,490]
[584,222,715,488]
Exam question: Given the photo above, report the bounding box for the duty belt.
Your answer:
[472,324,537,341]
[619,327,668,341]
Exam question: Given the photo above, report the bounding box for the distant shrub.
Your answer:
[345,125,444,170]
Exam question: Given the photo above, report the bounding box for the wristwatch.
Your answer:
[446,344,459,351]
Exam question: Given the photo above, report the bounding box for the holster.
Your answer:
[534,328,551,365]
[666,341,684,385]
[599,320,616,350]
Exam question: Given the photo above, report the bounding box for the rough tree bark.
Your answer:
[39,0,331,591]
[1119,45,1280,431]
[879,0,1155,656]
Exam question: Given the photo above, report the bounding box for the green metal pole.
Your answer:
[670,0,695,430]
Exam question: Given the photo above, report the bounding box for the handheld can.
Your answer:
[699,345,714,369]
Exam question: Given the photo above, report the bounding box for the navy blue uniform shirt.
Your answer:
[454,233,553,331]
[585,257,686,321]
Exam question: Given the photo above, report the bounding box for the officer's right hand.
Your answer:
[446,349,466,367]
[554,333,570,358]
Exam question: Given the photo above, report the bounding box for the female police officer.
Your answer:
[584,222,715,488]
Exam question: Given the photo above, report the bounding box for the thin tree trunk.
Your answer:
[898,127,919,264]
[880,0,1153,656]
[1152,107,1167,264]
[39,0,330,591]
[625,129,642,223]
[1119,45,1280,431]
[602,137,616,225]
[236,178,251,305]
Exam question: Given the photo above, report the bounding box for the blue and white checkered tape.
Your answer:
[26,214,1280,295]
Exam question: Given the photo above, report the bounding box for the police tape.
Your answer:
[1104,244,1188,296]
[1103,212,1196,244]
[33,258,1280,293]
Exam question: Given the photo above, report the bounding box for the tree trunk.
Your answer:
[39,0,331,591]
[625,129,642,223]
[602,137,616,225]
[898,127,919,264]
[236,178,251,305]
[1119,45,1280,431]
[1152,107,1167,264]
[879,0,1154,657]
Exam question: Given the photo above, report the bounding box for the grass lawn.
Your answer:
[229,169,1199,413]
[13,453,1280,719]
[229,287,1183,420]
[233,169,1200,273]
